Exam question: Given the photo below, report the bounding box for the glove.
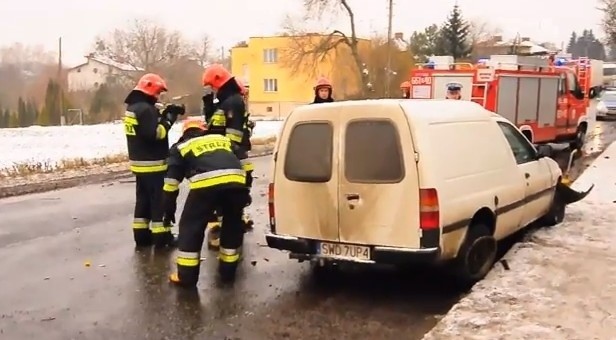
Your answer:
[202,93,216,120]
[162,104,185,124]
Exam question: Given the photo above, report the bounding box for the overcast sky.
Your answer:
[0,0,604,66]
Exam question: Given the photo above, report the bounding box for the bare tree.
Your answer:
[601,0,616,45]
[468,19,502,45]
[283,0,367,96]
[94,18,188,72]
[188,34,213,67]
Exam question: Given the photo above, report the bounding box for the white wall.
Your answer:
[67,60,135,92]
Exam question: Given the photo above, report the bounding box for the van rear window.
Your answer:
[284,122,333,182]
[344,119,404,183]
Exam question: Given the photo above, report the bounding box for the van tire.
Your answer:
[540,195,566,226]
[452,224,497,288]
[311,261,338,279]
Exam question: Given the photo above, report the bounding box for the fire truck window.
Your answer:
[284,122,333,182]
[558,75,566,95]
[497,122,537,164]
[566,72,578,92]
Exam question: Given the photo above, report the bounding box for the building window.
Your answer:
[93,68,98,74]
[263,48,278,63]
[264,79,278,92]
[266,106,273,112]
[94,82,99,87]
[77,68,81,73]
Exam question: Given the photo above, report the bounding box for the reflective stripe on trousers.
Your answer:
[219,247,240,263]
[176,251,200,267]
[240,158,254,171]
[132,218,149,229]
[130,160,168,173]
[150,221,171,234]
[163,177,180,192]
[187,169,245,189]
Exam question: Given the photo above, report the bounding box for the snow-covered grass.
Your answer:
[423,142,616,340]
[0,120,283,175]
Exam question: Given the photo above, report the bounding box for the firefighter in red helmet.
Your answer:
[164,118,249,286]
[400,81,411,98]
[312,77,334,103]
[198,64,251,277]
[123,73,184,248]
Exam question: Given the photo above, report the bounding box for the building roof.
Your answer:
[70,55,144,71]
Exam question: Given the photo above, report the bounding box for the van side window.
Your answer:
[284,122,333,182]
[344,119,404,183]
[497,122,537,164]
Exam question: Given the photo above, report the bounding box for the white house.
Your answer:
[67,54,143,92]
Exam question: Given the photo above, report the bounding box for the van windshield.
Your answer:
[283,122,333,182]
[344,119,404,183]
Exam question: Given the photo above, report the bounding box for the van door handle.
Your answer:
[346,193,360,200]
[525,173,530,179]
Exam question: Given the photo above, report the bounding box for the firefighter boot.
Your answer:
[154,231,178,248]
[207,220,222,250]
[218,250,241,283]
[134,229,152,248]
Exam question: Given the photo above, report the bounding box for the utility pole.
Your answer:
[58,37,65,126]
[385,0,394,98]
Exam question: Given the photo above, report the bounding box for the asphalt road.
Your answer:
[1,121,615,340]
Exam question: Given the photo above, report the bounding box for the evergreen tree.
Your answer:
[41,79,63,125]
[566,31,577,54]
[440,5,472,59]
[8,111,18,128]
[26,99,39,126]
[0,109,4,128]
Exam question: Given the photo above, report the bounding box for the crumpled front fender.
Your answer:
[557,182,594,205]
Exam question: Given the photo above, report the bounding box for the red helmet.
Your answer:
[314,77,332,91]
[202,64,233,91]
[400,81,411,90]
[134,73,167,98]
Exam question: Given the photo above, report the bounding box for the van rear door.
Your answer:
[338,103,421,248]
[273,107,339,242]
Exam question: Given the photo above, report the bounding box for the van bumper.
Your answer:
[265,233,440,264]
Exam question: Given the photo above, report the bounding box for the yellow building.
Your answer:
[231,34,371,118]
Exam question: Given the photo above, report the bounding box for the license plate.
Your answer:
[318,242,370,261]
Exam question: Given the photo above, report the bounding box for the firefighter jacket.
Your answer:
[205,79,253,172]
[162,134,246,194]
[124,91,170,174]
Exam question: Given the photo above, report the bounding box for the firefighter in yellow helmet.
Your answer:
[164,118,249,286]
[201,64,253,252]
[124,73,185,248]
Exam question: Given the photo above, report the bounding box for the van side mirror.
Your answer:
[536,145,553,158]
[588,86,600,99]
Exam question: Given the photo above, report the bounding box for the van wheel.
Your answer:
[540,195,566,226]
[452,224,497,288]
[311,261,339,279]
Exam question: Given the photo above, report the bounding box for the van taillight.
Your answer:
[419,188,439,230]
[268,183,276,232]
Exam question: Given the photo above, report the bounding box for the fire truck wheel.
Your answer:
[570,127,586,151]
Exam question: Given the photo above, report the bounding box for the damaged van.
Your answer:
[265,99,592,285]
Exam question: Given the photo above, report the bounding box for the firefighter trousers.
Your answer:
[176,185,247,285]
[206,170,254,248]
[133,172,173,247]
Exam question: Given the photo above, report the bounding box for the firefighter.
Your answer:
[201,64,253,250]
[312,77,334,103]
[124,73,185,248]
[164,120,249,286]
[400,81,411,98]
[238,80,255,231]
[445,82,462,100]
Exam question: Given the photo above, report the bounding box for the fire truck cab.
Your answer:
[408,55,602,149]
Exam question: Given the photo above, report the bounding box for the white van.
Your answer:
[265,99,590,285]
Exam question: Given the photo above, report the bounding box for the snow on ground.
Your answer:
[423,143,616,340]
[0,120,284,170]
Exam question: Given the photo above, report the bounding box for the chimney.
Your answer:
[521,37,530,42]
[394,32,403,40]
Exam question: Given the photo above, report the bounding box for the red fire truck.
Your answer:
[408,55,602,149]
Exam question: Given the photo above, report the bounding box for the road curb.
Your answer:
[0,150,274,199]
